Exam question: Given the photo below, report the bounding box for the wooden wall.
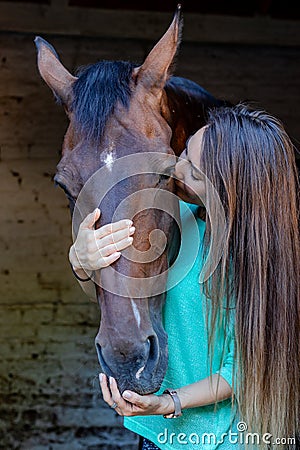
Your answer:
[0,4,299,449]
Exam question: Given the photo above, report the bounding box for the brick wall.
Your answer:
[0,27,299,449]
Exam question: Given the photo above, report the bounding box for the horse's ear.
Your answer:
[34,36,77,106]
[135,4,182,93]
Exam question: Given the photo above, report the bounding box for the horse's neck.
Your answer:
[163,76,228,156]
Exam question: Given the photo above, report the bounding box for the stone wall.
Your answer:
[0,21,299,450]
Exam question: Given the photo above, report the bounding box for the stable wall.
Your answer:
[0,10,300,450]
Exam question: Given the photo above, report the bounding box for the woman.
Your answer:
[69,104,300,449]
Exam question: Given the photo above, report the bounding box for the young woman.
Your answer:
[69,104,300,449]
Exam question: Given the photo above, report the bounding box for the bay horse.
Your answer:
[35,6,228,395]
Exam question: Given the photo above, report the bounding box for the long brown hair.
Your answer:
[201,103,300,447]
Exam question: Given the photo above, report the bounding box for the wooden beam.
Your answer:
[0,2,299,47]
[51,0,69,8]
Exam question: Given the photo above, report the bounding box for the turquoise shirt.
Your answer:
[124,202,239,450]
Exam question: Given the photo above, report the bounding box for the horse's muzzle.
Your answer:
[95,325,168,394]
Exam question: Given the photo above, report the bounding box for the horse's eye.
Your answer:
[63,189,76,210]
[160,173,170,181]
[55,180,70,196]
[66,191,76,204]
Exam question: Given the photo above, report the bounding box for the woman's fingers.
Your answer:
[109,377,128,410]
[73,213,135,272]
[99,373,112,404]
[122,390,150,408]
[97,252,121,268]
[96,237,133,258]
[109,376,149,411]
[99,375,129,414]
[86,229,135,267]
[97,226,135,248]
[96,219,133,239]
[75,236,131,271]
[79,208,101,230]
[87,234,133,267]
[78,210,132,237]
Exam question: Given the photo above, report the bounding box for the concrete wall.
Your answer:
[0,20,299,450]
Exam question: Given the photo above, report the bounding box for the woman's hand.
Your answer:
[99,373,232,417]
[99,374,174,417]
[69,208,135,275]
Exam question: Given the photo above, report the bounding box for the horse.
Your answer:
[34,5,228,395]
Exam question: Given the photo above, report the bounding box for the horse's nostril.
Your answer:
[95,335,160,383]
[146,335,159,372]
[95,342,100,360]
[95,342,114,377]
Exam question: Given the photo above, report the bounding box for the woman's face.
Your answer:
[173,127,206,205]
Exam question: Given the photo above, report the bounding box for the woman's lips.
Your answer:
[174,179,185,192]
[175,179,193,196]
[174,179,192,201]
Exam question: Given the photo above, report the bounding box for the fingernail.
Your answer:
[129,226,135,234]
[123,391,132,399]
[126,220,133,226]
[127,237,133,243]
[99,373,104,382]
[112,252,121,258]
[109,376,114,384]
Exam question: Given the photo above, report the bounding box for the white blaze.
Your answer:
[131,300,141,328]
[100,145,116,171]
[136,365,145,380]
[131,301,144,379]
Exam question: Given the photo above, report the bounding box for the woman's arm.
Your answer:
[100,323,235,415]
[99,373,232,417]
[69,208,135,300]
[69,243,97,301]
[176,374,232,410]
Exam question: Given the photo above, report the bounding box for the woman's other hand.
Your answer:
[99,374,174,417]
[69,208,135,276]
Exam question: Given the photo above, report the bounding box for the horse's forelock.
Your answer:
[71,60,138,143]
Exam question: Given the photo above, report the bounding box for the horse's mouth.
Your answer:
[95,335,166,395]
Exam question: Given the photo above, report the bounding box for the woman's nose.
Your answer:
[173,160,185,180]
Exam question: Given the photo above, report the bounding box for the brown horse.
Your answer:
[35,6,228,394]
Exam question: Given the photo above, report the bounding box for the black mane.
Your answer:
[72,60,137,143]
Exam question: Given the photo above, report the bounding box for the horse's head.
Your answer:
[35,8,183,393]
